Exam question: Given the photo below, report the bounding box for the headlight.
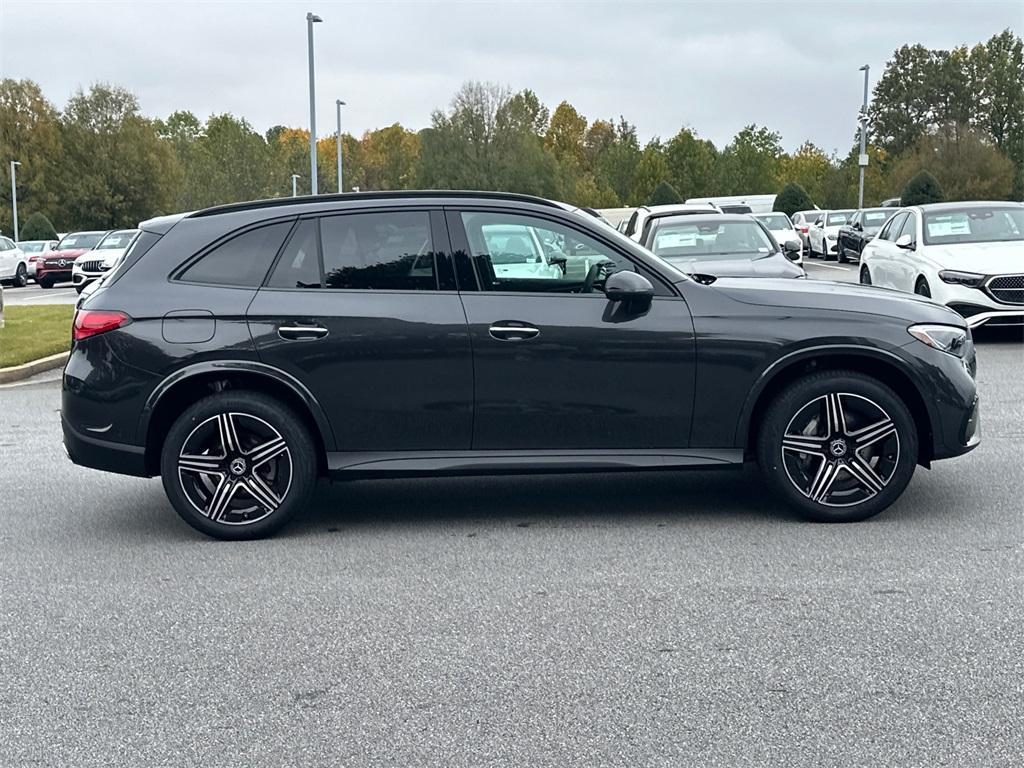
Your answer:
[939,270,985,287]
[827,234,838,240]
[908,324,969,358]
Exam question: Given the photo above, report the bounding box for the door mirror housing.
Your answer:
[853,221,863,231]
[783,239,802,260]
[604,270,654,303]
[895,234,915,250]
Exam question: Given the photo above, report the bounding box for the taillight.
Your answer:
[798,225,808,233]
[72,310,132,341]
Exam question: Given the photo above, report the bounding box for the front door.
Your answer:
[248,209,473,452]
[448,208,696,451]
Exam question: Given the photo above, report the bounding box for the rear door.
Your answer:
[0,237,15,279]
[866,211,907,287]
[448,207,696,451]
[248,208,473,452]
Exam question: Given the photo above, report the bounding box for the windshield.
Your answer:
[826,211,854,226]
[651,219,777,261]
[862,210,893,228]
[756,214,792,230]
[19,242,45,252]
[922,206,1024,246]
[56,232,104,250]
[96,230,138,250]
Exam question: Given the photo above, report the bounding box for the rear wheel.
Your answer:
[13,263,28,287]
[160,391,318,540]
[757,371,918,522]
[837,243,847,264]
[915,277,932,298]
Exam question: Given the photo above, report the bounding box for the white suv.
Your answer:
[622,203,721,242]
[71,229,139,294]
[859,201,1024,329]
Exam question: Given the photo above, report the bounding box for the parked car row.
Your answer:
[0,229,139,292]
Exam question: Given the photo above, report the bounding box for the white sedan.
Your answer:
[808,209,856,259]
[0,235,29,287]
[859,201,1024,329]
[752,212,803,264]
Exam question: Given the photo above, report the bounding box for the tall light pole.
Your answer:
[336,99,346,193]
[9,161,21,241]
[857,64,870,209]
[306,11,323,195]
[291,174,301,197]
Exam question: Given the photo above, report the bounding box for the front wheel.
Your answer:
[160,391,319,539]
[37,276,53,289]
[757,371,918,522]
[13,263,28,287]
[915,277,932,298]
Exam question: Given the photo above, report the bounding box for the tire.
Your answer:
[756,371,918,523]
[859,266,872,285]
[837,243,847,264]
[160,391,318,540]
[75,283,85,295]
[13,263,27,288]
[37,277,53,289]
[915,277,931,298]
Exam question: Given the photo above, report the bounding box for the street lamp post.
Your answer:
[336,99,346,193]
[306,11,323,195]
[291,174,301,197]
[857,64,870,209]
[10,161,21,241]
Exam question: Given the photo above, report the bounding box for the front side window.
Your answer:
[922,206,1024,246]
[878,212,906,242]
[179,221,292,287]
[460,211,633,293]
[320,211,435,291]
[897,213,917,242]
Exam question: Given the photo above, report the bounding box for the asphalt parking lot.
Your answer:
[2,266,1022,766]
[2,280,79,306]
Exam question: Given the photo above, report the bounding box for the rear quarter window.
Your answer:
[178,222,293,287]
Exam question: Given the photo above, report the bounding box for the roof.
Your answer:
[641,203,718,214]
[651,213,756,224]
[910,201,1024,212]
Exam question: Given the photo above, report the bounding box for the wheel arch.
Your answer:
[139,361,335,476]
[739,346,936,467]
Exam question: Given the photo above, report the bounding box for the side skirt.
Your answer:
[326,448,744,478]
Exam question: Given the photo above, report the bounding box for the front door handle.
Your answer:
[278,324,329,341]
[488,324,540,342]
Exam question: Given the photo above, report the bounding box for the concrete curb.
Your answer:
[0,352,69,384]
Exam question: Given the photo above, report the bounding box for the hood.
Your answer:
[46,247,90,259]
[707,276,966,325]
[666,254,804,279]
[924,240,1024,273]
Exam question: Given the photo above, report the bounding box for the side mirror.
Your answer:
[605,271,654,303]
[895,234,915,250]
[783,240,802,260]
[814,220,824,227]
[853,221,863,231]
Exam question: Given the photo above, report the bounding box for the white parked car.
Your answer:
[479,224,564,279]
[71,229,139,293]
[0,235,29,288]
[860,201,1024,329]
[790,210,822,251]
[17,240,60,279]
[623,203,721,242]
[753,212,803,264]
[808,209,855,259]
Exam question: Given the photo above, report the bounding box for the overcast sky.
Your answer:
[2,1,1021,154]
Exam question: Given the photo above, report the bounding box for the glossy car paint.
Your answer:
[62,192,979,484]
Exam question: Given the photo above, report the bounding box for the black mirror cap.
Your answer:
[605,270,654,302]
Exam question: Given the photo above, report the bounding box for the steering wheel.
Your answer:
[580,262,602,294]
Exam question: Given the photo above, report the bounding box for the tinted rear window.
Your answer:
[179,222,292,287]
[319,211,435,290]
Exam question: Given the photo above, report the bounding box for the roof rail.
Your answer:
[186,190,563,218]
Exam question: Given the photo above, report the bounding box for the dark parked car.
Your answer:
[63,192,980,539]
[836,208,897,263]
[641,214,805,279]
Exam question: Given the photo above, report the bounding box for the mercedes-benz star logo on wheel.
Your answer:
[229,458,247,476]
[829,439,848,458]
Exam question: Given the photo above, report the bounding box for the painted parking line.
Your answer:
[18,290,77,302]
[806,262,853,272]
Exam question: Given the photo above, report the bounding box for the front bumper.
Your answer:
[36,267,73,283]
[933,281,1024,328]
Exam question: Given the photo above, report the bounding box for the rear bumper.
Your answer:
[62,416,150,477]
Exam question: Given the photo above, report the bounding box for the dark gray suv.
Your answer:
[62,192,980,539]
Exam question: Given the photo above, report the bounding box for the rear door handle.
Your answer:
[278,324,329,341]
[488,324,540,342]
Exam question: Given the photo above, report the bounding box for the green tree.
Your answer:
[58,84,178,228]
[649,180,682,205]
[777,142,831,204]
[19,212,58,240]
[664,127,717,199]
[716,125,783,195]
[0,79,63,233]
[774,182,814,216]
[889,125,1014,201]
[184,114,276,207]
[631,139,669,205]
[901,170,944,205]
